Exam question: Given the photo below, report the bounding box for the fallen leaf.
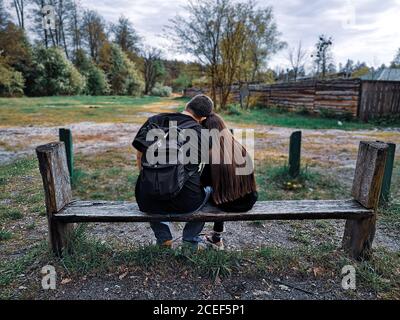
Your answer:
[279,285,290,291]
[119,272,128,280]
[61,278,72,285]
[313,267,325,277]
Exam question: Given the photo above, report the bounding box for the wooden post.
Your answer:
[342,141,388,260]
[36,142,74,256]
[59,128,74,182]
[289,131,302,178]
[379,143,396,206]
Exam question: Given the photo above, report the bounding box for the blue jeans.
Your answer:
[150,187,212,245]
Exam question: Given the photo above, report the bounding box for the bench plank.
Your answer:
[55,200,373,223]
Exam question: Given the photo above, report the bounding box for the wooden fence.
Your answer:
[184,79,400,121]
[358,81,400,121]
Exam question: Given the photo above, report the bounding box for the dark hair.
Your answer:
[202,113,257,205]
[186,94,214,118]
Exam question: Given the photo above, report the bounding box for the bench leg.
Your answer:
[48,218,74,257]
[342,216,376,260]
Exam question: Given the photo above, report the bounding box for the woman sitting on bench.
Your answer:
[201,113,258,250]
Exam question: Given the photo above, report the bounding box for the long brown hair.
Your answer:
[202,113,257,205]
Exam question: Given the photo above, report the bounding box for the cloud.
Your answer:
[80,0,400,67]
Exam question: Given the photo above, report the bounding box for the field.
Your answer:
[0,95,400,300]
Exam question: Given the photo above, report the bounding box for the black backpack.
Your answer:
[139,121,199,200]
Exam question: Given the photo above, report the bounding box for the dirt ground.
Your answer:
[1,104,400,300]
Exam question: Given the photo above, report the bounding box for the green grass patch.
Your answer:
[256,162,346,201]
[0,229,12,241]
[223,105,397,130]
[0,96,185,126]
[0,158,45,227]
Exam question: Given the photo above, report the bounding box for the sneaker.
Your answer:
[182,238,210,252]
[160,240,173,249]
[205,235,225,251]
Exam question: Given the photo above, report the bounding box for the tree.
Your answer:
[288,41,307,81]
[312,35,333,79]
[31,0,76,55]
[69,0,82,53]
[74,48,109,95]
[142,47,165,94]
[12,0,27,30]
[168,0,284,109]
[168,0,230,105]
[0,0,10,28]
[100,44,143,96]
[341,59,354,78]
[215,2,248,109]
[0,56,25,97]
[245,5,286,81]
[391,48,400,68]
[112,16,141,55]
[0,21,32,84]
[28,46,85,96]
[81,9,108,63]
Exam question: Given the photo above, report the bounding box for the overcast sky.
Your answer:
[52,0,400,69]
[82,0,400,67]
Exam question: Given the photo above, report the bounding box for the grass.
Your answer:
[380,163,400,233]
[0,95,188,126]
[256,162,346,201]
[0,158,45,228]
[0,230,12,241]
[1,95,399,130]
[223,105,400,130]
[2,226,398,299]
[0,142,399,298]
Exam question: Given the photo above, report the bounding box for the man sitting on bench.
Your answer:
[132,95,214,250]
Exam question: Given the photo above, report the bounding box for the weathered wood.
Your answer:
[36,142,74,256]
[351,141,388,209]
[359,81,400,121]
[342,141,388,260]
[288,131,302,178]
[59,128,74,181]
[379,143,396,205]
[54,200,373,223]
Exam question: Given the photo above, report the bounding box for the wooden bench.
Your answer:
[36,141,389,260]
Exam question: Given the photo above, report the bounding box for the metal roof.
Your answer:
[361,68,400,81]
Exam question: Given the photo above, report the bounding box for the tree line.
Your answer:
[1,0,399,110]
[0,0,205,98]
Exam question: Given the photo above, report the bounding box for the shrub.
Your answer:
[150,83,172,97]
[319,108,354,121]
[86,65,110,95]
[0,59,25,97]
[29,46,85,96]
[172,73,192,91]
[191,76,209,88]
[226,104,242,115]
[74,49,110,95]
[296,106,311,116]
[100,44,144,96]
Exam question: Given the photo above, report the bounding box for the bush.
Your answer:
[29,46,85,96]
[100,44,144,96]
[226,104,242,115]
[319,108,354,121]
[86,65,110,95]
[74,49,110,95]
[172,73,192,91]
[191,76,209,88]
[0,59,25,97]
[150,83,172,97]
